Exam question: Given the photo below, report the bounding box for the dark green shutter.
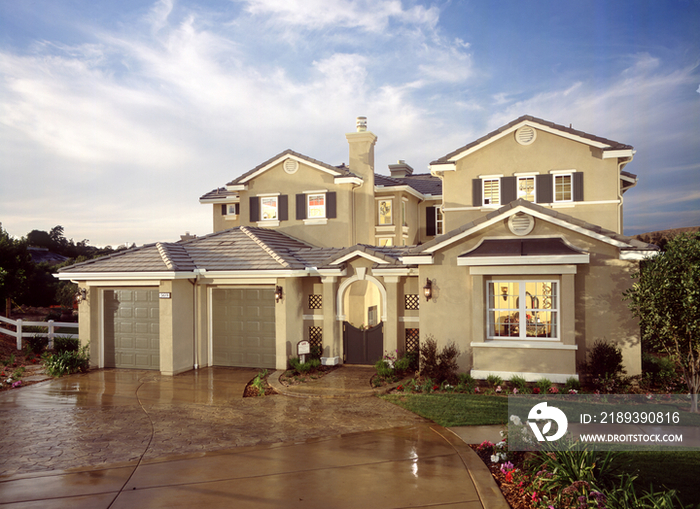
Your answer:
[326,192,337,218]
[472,179,482,206]
[501,176,517,204]
[536,174,553,203]
[279,195,288,221]
[296,194,306,220]
[249,197,259,222]
[573,172,584,202]
[426,206,436,236]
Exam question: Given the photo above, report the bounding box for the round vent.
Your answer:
[283,158,299,174]
[508,213,535,236]
[515,126,537,146]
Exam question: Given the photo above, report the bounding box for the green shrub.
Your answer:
[419,336,460,384]
[374,359,393,378]
[536,377,552,393]
[54,336,80,353]
[563,376,581,392]
[508,374,528,392]
[457,372,476,393]
[43,344,89,377]
[288,357,320,374]
[26,335,48,354]
[251,369,268,396]
[393,355,410,373]
[582,339,626,379]
[486,373,503,387]
[642,353,680,390]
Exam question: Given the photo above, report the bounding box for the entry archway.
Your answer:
[338,271,386,364]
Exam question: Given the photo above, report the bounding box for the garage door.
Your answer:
[212,288,276,368]
[103,288,160,370]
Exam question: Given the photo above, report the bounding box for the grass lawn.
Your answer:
[380,393,508,427]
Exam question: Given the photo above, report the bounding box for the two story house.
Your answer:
[59,115,656,382]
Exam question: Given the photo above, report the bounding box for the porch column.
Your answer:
[383,276,400,358]
[321,276,341,365]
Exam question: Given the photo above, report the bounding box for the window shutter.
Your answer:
[296,194,306,220]
[326,192,337,218]
[249,196,259,222]
[221,204,227,216]
[573,172,584,202]
[235,203,240,215]
[536,174,553,203]
[426,206,436,236]
[472,179,482,206]
[501,176,517,204]
[279,195,288,221]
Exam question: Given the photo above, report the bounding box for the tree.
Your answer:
[625,233,700,412]
[0,226,34,315]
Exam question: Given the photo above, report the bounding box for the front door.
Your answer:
[343,322,383,364]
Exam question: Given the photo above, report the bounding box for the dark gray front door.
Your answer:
[343,322,383,365]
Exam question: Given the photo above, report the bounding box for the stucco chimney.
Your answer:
[346,116,377,245]
[388,159,414,178]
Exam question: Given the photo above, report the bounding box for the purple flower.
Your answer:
[12,380,22,388]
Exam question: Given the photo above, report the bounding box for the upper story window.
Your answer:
[402,200,407,227]
[260,196,278,220]
[482,179,500,206]
[221,203,240,217]
[554,174,573,202]
[517,177,536,202]
[435,207,444,235]
[378,199,393,225]
[487,281,558,340]
[307,194,326,218]
[378,237,393,246]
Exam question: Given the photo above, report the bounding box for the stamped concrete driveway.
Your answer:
[0,367,506,509]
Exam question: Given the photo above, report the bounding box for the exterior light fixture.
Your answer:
[423,278,433,302]
[76,288,87,303]
[274,285,283,303]
[501,286,509,302]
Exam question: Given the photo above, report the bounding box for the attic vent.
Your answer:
[508,213,535,236]
[283,158,299,174]
[515,126,537,146]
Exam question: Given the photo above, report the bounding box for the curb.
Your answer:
[268,370,406,399]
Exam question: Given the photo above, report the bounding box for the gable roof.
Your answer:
[226,149,361,188]
[431,115,634,165]
[406,199,658,261]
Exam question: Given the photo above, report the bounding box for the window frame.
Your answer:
[260,196,279,221]
[378,199,393,225]
[553,173,573,203]
[482,178,500,206]
[517,176,536,202]
[486,280,559,341]
[307,193,326,219]
[435,206,443,235]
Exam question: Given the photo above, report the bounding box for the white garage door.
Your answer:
[212,287,276,368]
[103,288,160,370]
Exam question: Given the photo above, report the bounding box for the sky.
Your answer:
[0,0,698,247]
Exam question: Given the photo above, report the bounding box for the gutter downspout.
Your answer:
[617,154,634,234]
[188,271,202,370]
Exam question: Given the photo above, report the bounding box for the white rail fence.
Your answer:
[0,315,79,350]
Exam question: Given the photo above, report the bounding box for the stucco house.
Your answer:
[58,115,657,382]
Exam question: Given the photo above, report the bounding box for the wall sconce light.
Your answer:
[501,286,509,302]
[76,288,87,303]
[423,278,433,302]
[274,285,283,303]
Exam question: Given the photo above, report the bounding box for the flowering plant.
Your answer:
[548,386,559,394]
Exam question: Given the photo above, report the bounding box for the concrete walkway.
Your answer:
[0,366,508,509]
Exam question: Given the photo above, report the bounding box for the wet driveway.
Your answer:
[0,367,506,508]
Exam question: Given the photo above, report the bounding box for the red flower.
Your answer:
[397,385,403,391]
[505,471,513,483]
[533,387,541,394]
[432,385,439,391]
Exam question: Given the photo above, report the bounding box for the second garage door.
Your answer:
[212,287,276,369]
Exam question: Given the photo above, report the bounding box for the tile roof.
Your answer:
[375,173,442,197]
[227,149,361,186]
[199,187,238,202]
[432,115,634,164]
[409,199,658,254]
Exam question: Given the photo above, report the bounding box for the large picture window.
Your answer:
[487,281,558,339]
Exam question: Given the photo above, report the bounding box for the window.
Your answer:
[483,179,500,206]
[554,174,572,202]
[221,203,239,216]
[378,238,393,247]
[517,177,536,202]
[260,196,278,220]
[487,281,558,339]
[378,199,393,225]
[402,201,407,227]
[307,194,325,218]
[435,207,443,235]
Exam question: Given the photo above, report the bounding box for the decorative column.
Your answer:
[321,276,341,365]
[383,276,400,357]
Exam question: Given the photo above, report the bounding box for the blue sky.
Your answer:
[1,0,698,247]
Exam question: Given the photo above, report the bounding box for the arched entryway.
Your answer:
[339,275,385,364]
